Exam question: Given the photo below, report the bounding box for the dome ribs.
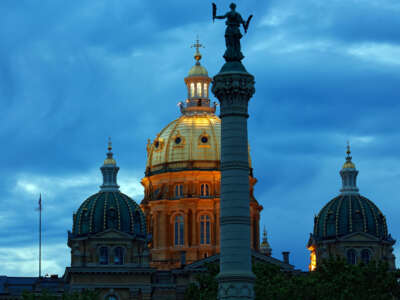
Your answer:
[121,193,135,233]
[112,192,122,231]
[89,193,101,233]
[335,195,344,236]
[103,192,108,231]
[355,195,368,233]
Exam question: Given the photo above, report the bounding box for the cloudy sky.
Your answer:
[0,0,399,276]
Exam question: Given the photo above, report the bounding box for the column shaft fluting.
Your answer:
[213,70,255,300]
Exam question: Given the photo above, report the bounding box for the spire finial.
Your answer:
[108,137,112,152]
[104,137,116,166]
[263,225,267,239]
[191,35,204,63]
[346,140,351,158]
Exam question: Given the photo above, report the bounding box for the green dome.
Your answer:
[72,191,146,237]
[314,194,388,240]
[188,63,208,77]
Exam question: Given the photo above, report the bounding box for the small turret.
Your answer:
[340,142,359,194]
[180,37,216,115]
[260,226,272,256]
[100,138,120,191]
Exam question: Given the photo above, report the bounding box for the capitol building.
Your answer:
[0,45,395,300]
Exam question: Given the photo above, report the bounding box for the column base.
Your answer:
[218,272,255,300]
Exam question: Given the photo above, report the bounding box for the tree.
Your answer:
[185,258,400,300]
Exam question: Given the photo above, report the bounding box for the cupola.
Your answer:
[180,38,216,115]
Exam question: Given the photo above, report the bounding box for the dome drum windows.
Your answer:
[200,183,210,197]
[174,184,184,198]
[98,246,126,265]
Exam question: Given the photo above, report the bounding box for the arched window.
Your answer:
[106,295,117,300]
[174,215,184,245]
[200,183,210,197]
[190,83,195,97]
[361,249,370,264]
[99,247,108,265]
[200,215,211,244]
[196,82,202,97]
[203,83,208,97]
[175,184,183,198]
[114,247,124,265]
[347,249,357,265]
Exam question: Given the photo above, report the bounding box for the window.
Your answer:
[200,183,210,197]
[347,249,357,265]
[190,83,195,97]
[361,249,370,264]
[196,82,202,97]
[200,215,211,244]
[175,184,183,198]
[106,295,117,300]
[114,247,124,265]
[174,215,184,245]
[99,247,108,265]
[203,83,208,97]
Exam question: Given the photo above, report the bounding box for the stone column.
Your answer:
[212,62,255,299]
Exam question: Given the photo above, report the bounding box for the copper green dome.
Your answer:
[71,142,146,238]
[313,146,389,241]
[314,194,388,240]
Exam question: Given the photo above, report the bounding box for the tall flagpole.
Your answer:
[38,193,42,278]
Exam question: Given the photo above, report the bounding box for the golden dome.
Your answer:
[104,157,116,165]
[146,114,252,174]
[188,64,208,77]
[342,161,355,169]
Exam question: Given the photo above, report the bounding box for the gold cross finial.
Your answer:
[191,35,204,62]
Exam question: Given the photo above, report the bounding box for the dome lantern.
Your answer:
[180,37,216,115]
[100,138,120,191]
[340,142,359,194]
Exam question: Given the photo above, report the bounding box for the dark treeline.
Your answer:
[185,258,400,300]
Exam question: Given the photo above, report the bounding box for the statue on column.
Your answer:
[212,2,253,62]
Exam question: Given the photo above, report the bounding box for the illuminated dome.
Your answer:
[146,114,221,175]
[72,142,146,238]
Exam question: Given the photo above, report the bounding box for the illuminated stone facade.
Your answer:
[141,46,263,270]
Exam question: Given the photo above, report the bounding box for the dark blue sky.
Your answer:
[0,0,399,275]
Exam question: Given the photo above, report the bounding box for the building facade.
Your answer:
[140,46,263,270]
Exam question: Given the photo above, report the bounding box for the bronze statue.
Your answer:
[212,3,253,62]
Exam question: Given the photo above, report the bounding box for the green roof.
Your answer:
[72,191,146,237]
[314,194,388,240]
